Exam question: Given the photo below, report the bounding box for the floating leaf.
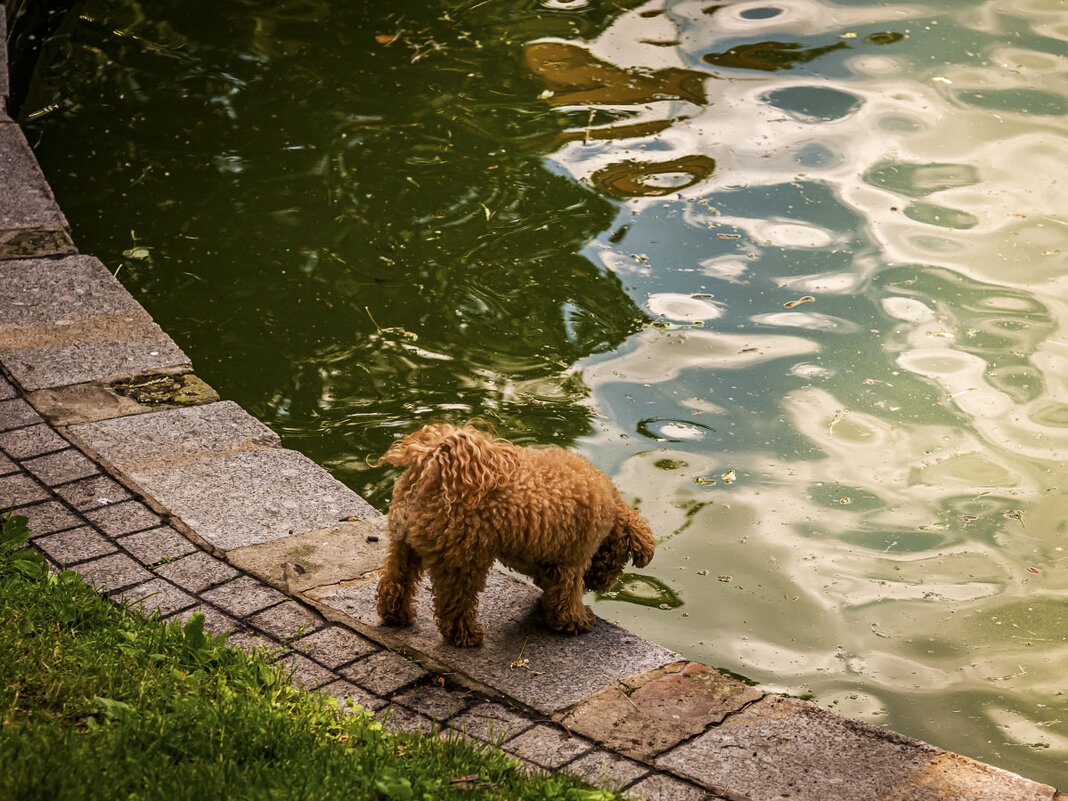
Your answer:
[122,246,151,260]
[783,296,815,309]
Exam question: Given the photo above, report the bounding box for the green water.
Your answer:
[17,0,1068,786]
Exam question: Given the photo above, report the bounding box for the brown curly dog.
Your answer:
[374,424,656,647]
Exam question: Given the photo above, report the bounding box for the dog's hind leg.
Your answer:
[376,538,422,627]
[540,565,596,635]
[429,559,491,647]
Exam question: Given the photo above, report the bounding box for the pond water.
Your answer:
[16,0,1068,786]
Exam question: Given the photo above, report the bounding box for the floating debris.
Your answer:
[722,469,737,484]
[784,296,815,309]
[1027,567,1040,574]
[1003,509,1026,527]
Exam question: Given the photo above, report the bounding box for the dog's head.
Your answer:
[583,504,656,593]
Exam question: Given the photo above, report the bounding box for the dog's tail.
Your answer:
[379,424,519,513]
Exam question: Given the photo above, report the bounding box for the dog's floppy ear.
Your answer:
[621,505,656,568]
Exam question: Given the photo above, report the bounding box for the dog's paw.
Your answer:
[440,619,484,648]
[376,590,415,627]
[546,605,596,635]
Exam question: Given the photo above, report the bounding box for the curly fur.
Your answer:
[374,423,656,647]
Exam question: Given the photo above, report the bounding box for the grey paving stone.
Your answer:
[117,526,197,565]
[275,653,338,691]
[200,575,287,617]
[0,397,41,431]
[53,474,132,510]
[70,401,279,466]
[503,724,594,769]
[34,526,116,565]
[448,701,536,744]
[152,550,239,592]
[317,679,387,713]
[0,254,189,390]
[391,684,473,723]
[0,451,16,475]
[165,603,241,637]
[626,773,718,801]
[655,695,1057,801]
[18,500,83,535]
[0,124,68,230]
[113,578,196,617]
[0,473,50,507]
[378,705,437,735]
[290,626,379,669]
[248,600,325,641]
[22,448,100,485]
[0,376,15,399]
[0,424,68,459]
[84,501,161,536]
[126,448,376,552]
[566,750,651,790]
[338,650,429,696]
[75,552,154,593]
[225,629,285,657]
[306,570,680,714]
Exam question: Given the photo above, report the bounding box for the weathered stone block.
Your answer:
[557,661,764,761]
[76,552,154,593]
[391,685,473,723]
[305,570,680,714]
[504,724,593,769]
[378,705,437,735]
[227,517,387,594]
[0,124,68,230]
[655,695,1057,801]
[34,526,116,564]
[566,750,650,790]
[164,603,240,636]
[338,650,429,696]
[274,653,338,690]
[0,397,40,431]
[626,773,716,801]
[290,625,379,669]
[84,500,161,536]
[0,451,16,476]
[152,550,239,592]
[53,474,132,511]
[22,448,100,485]
[19,499,83,535]
[114,578,196,617]
[248,600,325,641]
[318,679,387,713]
[0,423,68,459]
[117,526,197,565]
[0,256,189,389]
[448,701,535,744]
[200,575,286,618]
[70,401,279,465]
[0,472,50,507]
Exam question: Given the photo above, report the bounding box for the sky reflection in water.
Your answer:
[16,0,1068,786]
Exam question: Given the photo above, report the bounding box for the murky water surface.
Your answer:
[18,0,1068,785]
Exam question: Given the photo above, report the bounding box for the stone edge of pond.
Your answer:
[1,21,1063,801]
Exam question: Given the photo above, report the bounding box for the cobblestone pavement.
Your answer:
[2,16,1062,801]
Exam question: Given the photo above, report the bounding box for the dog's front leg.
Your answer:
[429,560,490,647]
[540,565,596,635]
[376,538,422,627]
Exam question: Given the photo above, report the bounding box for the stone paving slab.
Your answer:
[0,256,189,389]
[227,517,388,593]
[656,695,1058,801]
[305,570,681,715]
[557,661,764,761]
[70,402,377,552]
[0,123,68,232]
[27,377,216,427]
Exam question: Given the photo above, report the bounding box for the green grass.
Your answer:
[0,512,616,801]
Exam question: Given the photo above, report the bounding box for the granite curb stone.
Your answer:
[0,122,69,232]
[0,256,190,389]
